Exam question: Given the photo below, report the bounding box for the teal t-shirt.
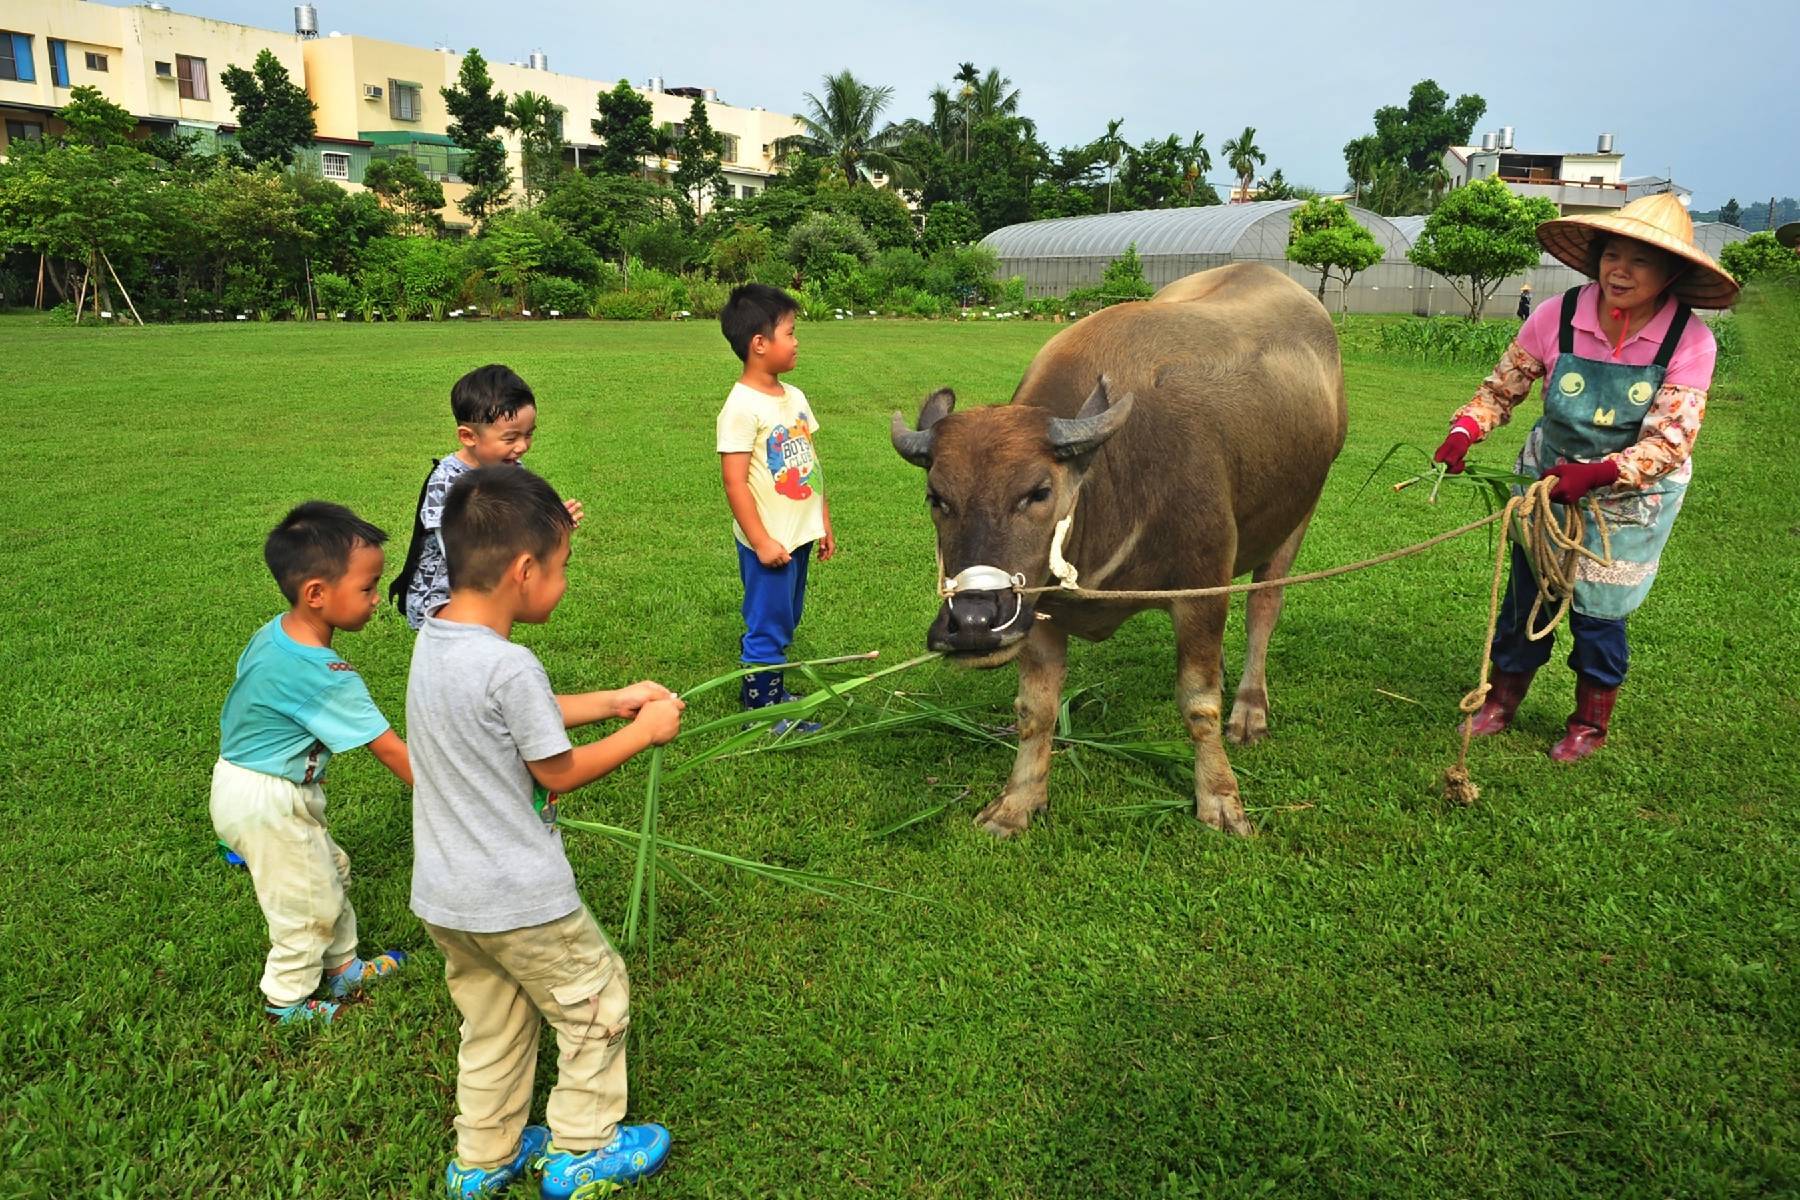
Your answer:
[219,617,390,784]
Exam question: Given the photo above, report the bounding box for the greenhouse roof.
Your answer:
[981,201,1408,261]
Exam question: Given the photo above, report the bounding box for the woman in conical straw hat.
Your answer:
[1429,192,1738,762]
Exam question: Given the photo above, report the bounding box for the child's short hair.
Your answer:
[441,466,574,593]
[452,364,536,427]
[721,283,800,362]
[264,501,389,605]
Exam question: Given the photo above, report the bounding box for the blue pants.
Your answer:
[738,541,811,665]
[1490,544,1629,687]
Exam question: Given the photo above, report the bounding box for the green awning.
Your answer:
[360,131,457,146]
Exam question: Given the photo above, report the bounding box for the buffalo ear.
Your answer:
[1047,376,1133,461]
[890,388,956,469]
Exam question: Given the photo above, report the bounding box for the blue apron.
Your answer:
[1513,287,1694,619]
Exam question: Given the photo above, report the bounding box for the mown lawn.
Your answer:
[1,292,1795,1198]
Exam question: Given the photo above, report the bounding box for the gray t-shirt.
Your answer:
[403,455,473,630]
[408,616,579,933]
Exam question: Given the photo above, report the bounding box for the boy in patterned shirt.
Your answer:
[393,365,582,628]
[716,285,837,731]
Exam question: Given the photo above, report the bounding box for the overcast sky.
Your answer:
[126,0,1795,210]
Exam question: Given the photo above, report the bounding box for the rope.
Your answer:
[1444,478,1612,805]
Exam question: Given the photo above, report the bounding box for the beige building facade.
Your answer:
[4,0,802,225]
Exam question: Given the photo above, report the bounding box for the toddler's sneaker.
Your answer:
[327,950,408,999]
[536,1124,671,1197]
[265,998,339,1025]
[217,840,247,868]
[446,1125,550,1198]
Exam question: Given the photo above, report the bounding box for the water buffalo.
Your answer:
[890,262,1347,837]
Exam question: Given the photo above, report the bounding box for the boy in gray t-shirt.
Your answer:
[407,465,683,1198]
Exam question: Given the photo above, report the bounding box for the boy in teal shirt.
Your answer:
[211,501,413,1024]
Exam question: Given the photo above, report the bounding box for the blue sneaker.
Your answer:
[217,840,246,868]
[536,1125,671,1197]
[265,998,339,1025]
[446,1125,550,1198]
[327,950,408,999]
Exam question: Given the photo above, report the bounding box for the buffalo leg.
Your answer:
[1174,595,1252,836]
[977,622,1068,839]
[1228,506,1316,745]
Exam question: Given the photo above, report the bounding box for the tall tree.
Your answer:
[440,49,512,227]
[361,156,445,235]
[1369,80,1486,173]
[1343,134,1380,203]
[672,94,727,217]
[506,90,565,205]
[1180,132,1213,202]
[778,70,908,187]
[591,80,656,178]
[1408,176,1556,318]
[1718,197,1742,227]
[1222,126,1266,202]
[1098,117,1125,213]
[221,49,317,167]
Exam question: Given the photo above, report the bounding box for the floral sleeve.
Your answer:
[1605,385,1707,489]
[1452,341,1546,436]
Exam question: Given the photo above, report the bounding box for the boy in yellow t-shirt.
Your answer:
[715,284,837,731]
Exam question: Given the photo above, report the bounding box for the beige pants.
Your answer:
[209,757,358,1007]
[426,907,631,1170]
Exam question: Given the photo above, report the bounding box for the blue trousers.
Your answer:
[738,540,811,665]
[1490,544,1629,687]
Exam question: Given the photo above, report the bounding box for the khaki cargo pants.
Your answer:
[209,757,358,1007]
[425,906,630,1170]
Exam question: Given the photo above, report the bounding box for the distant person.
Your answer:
[1516,283,1533,320]
[1432,194,1738,761]
[715,284,838,732]
[408,466,681,1197]
[391,365,583,629]
[211,502,412,1025]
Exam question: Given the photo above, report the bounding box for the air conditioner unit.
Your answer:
[154,61,173,77]
[363,84,383,100]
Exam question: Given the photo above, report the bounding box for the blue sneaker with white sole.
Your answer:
[536,1124,671,1197]
[445,1125,551,1198]
[326,950,408,999]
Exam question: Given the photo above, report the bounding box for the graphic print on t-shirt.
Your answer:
[766,414,817,500]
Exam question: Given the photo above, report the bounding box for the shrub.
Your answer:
[527,275,590,315]
[787,212,876,284]
[998,275,1028,311]
[683,278,731,318]
[1375,315,1520,364]
[871,247,928,294]
[587,288,672,320]
[922,201,980,254]
[922,242,1000,305]
[312,271,357,317]
[709,224,775,283]
[627,219,701,274]
[1099,244,1154,302]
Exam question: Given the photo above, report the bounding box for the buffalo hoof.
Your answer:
[975,792,1044,839]
[1225,701,1269,746]
[1195,789,1256,837]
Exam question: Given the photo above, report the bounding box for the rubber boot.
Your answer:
[1549,676,1618,762]
[1467,668,1535,737]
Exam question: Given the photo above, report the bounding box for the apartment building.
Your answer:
[3,0,804,223]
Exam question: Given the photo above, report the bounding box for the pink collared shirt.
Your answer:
[1453,282,1717,489]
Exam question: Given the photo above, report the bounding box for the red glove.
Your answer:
[1433,417,1482,474]
[1542,459,1620,504]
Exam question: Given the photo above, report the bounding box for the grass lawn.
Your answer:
[1,292,1795,1198]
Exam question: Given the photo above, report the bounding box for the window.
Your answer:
[49,39,70,87]
[720,133,738,163]
[738,184,756,200]
[389,82,421,121]
[177,54,208,100]
[85,51,108,72]
[6,120,44,143]
[321,151,350,180]
[0,32,36,83]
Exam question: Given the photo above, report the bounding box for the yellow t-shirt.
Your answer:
[715,381,826,552]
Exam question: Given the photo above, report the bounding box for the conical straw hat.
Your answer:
[1537,193,1739,309]
[1776,221,1800,249]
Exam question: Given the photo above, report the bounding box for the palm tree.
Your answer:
[953,61,979,160]
[1098,117,1125,213]
[645,123,677,183]
[1222,125,1266,203]
[1343,135,1380,205]
[967,68,1020,121]
[777,70,907,186]
[506,90,564,204]
[1180,130,1212,201]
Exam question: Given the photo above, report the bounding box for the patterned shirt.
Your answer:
[1452,283,1717,489]
[403,455,474,630]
